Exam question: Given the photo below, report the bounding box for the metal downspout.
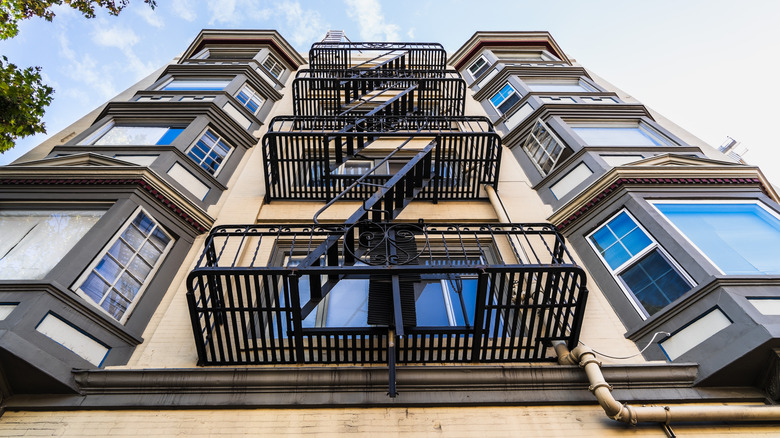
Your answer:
[554,342,780,425]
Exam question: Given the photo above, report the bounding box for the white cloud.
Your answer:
[172,0,197,22]
[58,33,117,99]
[276,1,328,47]
[136,6,164,28]
[90,22,157,81]
[206,0,272,25]
[407,28,415,40]
[344,0,400,41]
[92,23,140,51]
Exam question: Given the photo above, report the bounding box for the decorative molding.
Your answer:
[449,32,570,70]
[548,156,778,231]
[0,159,214,233]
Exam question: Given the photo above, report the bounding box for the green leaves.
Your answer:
[0,0,156,152]
[0,1,157,40]
[0,56,54,153]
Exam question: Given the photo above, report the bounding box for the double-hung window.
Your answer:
[186,129,232,175]
[653,201,780,275]
[522,120,571,175]
[76,210,173,322]
[0,210,104,280]
[262,54,284,79]
[235,84,265,115]
[158,79,230,91]
[588,210,692,317]
[489,83,521,115]
[87,122,184,146]
[467,56,490,80]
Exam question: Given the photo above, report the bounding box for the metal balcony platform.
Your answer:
[186,222,588,367]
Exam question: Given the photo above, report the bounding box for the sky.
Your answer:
[1,0,779,183]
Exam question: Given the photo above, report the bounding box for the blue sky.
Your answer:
[2,0,780,183]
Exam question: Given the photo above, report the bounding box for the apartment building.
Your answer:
[0,29,778,436]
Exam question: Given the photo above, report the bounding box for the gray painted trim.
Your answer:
[10,363,769,409]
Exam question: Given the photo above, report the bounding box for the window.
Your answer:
[569,121,671,146]
[588,210,692,317]
[158,79,230,91]
[522,120,572,175]
[88,123,183,146]
[467,56,490,79]
[0,210,104,280]
[186,129,231,175]
[76,210,173,322]
[654,202,780,275]
[235,84,265,115]
[286,258,369,329]
[261,54,284,79]
[524,78,595,93]
[489,83,521,114]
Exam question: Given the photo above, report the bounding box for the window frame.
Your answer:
[156,77,231,91]
[522,119,571,176]
[185,128,233,176]
[566,120,674,147]
[587,209,694,318]
[489,82,521,115]
[82,120,185,146]
[467,55,490,80]
[261,54,285,79]
[234,83,266,115]
[522,77,597,93]
[649,199,780,276]
[73,207,174,324]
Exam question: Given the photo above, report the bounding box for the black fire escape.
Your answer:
[187,42,588,396]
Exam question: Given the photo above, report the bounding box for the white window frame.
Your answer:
[522,119,570,176]
[566,119,674,147]
[262,54,284,79]
[489,82,521,115]
[73,207,174,324]
[587,209,694,319]
[649,199,780,276]
[234,84,265,115]
[523,77,597,93]
[186,128,233,176]
[155,77,231,91]
[82,121,183,146]
[467,55,489,80]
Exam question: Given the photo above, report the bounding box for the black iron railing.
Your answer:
[308,42,447,71]
[186,222,588,366]
[292,75,465,117]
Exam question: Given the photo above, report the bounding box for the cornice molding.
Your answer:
[449,32,570,70]
[180,29,306,68]
[0,162,214,233]
[548,158,778,231]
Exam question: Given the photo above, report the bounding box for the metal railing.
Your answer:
[186,222,588,365]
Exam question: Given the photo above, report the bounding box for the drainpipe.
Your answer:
[485,185,511,223]
[553,342,780,425]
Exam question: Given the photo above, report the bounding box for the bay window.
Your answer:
[569,121,672,147]
[654,202,780,275]
[235,84,265,115]
[522,119,572,175]
[158,79,230,91]
[467,56,490,79]
[76,210,173,322]
[489,83,520,115]
[588,210,692,317]
[88,123,184,146]
[186,129,232,175]
[0,210,104,280]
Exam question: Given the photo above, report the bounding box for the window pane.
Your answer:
[325,279,369,327]
[187,130,231,175]
[416,282,450,326]
[94,126,176,146]
[160,79,229,91]
[572,126,667,146]
[656,203,780,275]
[589,212,651,270]
[526,81,590,93]
[619,250,690,315]
[0,210,103,280]
[78,211,173,321]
